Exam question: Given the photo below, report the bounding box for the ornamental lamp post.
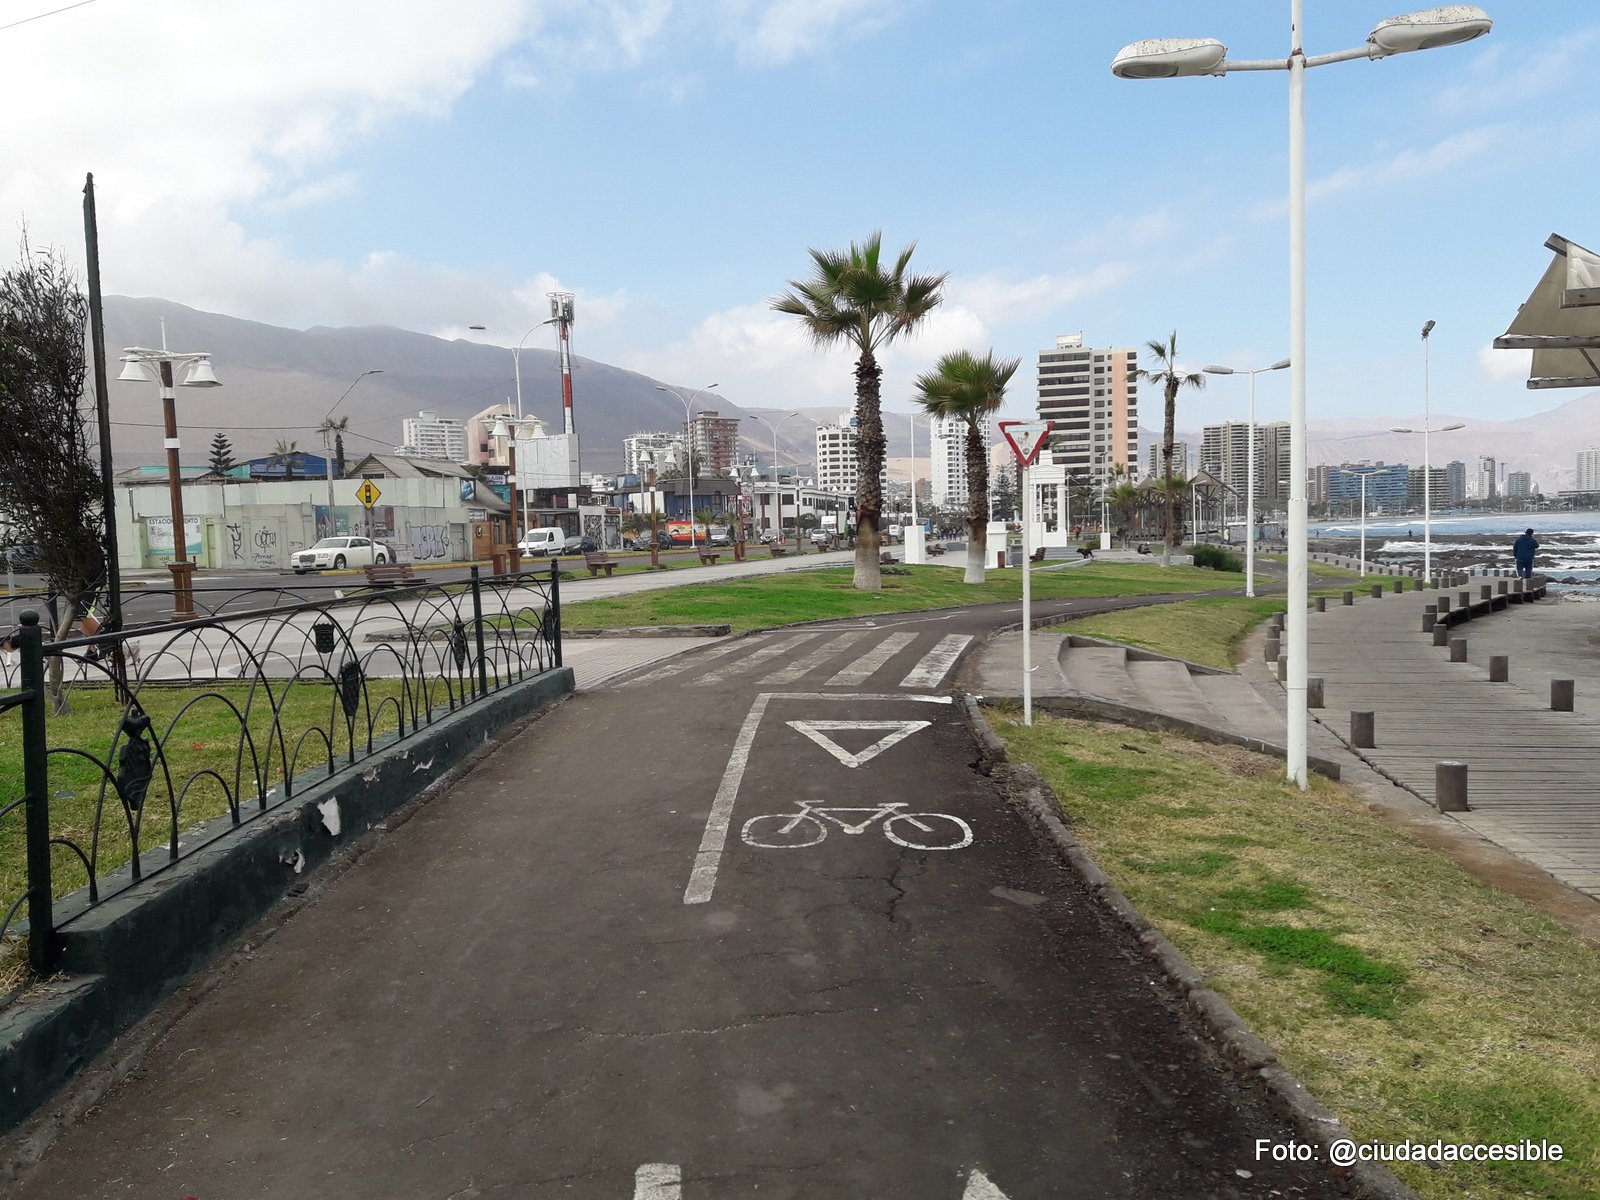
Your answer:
[1112,3,1491,788]
[117,345,223,620]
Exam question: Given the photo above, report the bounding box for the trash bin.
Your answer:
[1008,544,1023,568]
[490,552,508,575]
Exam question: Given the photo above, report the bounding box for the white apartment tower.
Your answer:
[1036,334,1139,487]
[930,412,997,508]
[814,415,887,496]
[1577,447,1600,492]
[397,411,469,463]
[1200,421,1291,506]
[624,431,684,476]
[1144,439,1189,481]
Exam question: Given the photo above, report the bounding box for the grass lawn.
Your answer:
[561,561,1243,634]
[990,709,1600,1200]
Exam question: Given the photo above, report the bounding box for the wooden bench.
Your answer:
[697,550,721,567]
[880,552,898,566]
[1029,547,1046,563]
[584,552,617,577]
[768,544,788,557]
[364,563,417,587]
[927,542,945,556]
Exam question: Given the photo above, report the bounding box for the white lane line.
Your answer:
[761,631,868,684]
[899,634,973,689]
[824,632,916,686]
[964,1167,1012,1198]
[635,1163,682,1199]
[620,639,748,686]
[694,635,818,686]
[788,719,931,768]
[684,693,771,905]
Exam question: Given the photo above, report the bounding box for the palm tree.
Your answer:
[269,438,299,481]
[913,349,1019,583]
[1108,480,1140,543]
[1132,332,1204,565]
[772,231,946,590]
[1150,473,1192,546]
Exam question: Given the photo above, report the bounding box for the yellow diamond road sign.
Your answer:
[357,480,382,509]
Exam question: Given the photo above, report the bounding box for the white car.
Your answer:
[292,536,391,573]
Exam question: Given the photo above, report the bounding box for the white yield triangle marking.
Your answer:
[787,719,931,768]
[963,1167,1012,1199]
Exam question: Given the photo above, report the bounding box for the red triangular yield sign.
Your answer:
[998,420,1053,467]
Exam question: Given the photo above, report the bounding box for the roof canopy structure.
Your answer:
[1494,233,1600,390]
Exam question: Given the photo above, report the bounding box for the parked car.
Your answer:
[631,530,673,551]
[707,530,733,548]
[810,530,834,548]
[2,542,44,573]
[758,531,778,544]
[562,535,599,555]
[291,536,390,573]
[518,528,564,556]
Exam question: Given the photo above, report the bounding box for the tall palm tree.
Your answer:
[1108,480,1140,543]
[270,438,299,481]
[913,349,1019,583]
[772,232,946,590]
[1132,332,1205,566]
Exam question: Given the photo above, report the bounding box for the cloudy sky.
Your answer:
[3,0,1594,430]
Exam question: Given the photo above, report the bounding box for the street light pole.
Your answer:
[656,383,718,549]
[1422,320,1435,579]
[1112,3,1492,789]
[1204,358,1289,597]
[322,369,382,538]
[471,322,555,547]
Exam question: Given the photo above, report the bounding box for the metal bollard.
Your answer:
[1351,710,1375,748]
[1307,676,1324,708]
[1264,637,1280,663]
[1489,655,1508,682]
[1449,637,1467,663]
[1342,590,1354,606]
[1435,762,1469,812]
[1552,679,1575,712]
[1432,624,1450,647]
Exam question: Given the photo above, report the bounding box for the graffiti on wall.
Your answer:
[226,523,244,562]
[406,524,449,561]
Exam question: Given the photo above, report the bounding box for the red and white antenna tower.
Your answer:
[548,291,577,435]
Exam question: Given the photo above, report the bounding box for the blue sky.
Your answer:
[4,0,1596,432]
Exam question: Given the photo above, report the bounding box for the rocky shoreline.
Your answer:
[1309,531,1600,584]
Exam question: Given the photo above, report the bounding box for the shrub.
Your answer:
[1191,544,1243,572]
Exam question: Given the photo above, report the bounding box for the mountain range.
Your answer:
[102,297,1600,494]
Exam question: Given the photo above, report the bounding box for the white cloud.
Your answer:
[1479,343,1530,383]
[717,0,901,66]
[947,263,1132,326]
[1433,29,1600,117]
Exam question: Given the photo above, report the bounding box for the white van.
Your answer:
[518,528,564,556]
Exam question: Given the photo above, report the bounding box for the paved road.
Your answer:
[11,595,1337,1199]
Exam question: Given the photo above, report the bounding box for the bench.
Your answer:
[1029,547,1046,563]
[697,550,721,567]
[880,552,898,566]
[768,544,788,557]
[364,563,416,587]
[584,552,617,577]
[927,542,945,556]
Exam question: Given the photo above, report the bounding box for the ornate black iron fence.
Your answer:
[0,565,560,978]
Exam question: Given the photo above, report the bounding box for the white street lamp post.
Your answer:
[471,322,558,549]
[1113,3,1491,788]
[656,383,718,548]
[322,369,382,538]
[1204,358,1289,596]
[117,344,223,620]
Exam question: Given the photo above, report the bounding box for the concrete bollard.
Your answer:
[1436,762,1470,812]
[1489,655,1509,682]
[1307,676,1325,708]
[1513,579,1524,594]
[1277,656,1288,682]
[1392,580,1404,593]
[1422,611,1435,633]
[1497,581,1508,595]
[1552,679,1575,712]
[1432,624,1450,647]
[1449,637,1468,663]
[1342,590,1354,606]
[1315,596,1326,613]
[1480,585,1491,601]
[1264,637,1280,663]
[1436,595,1451,613]
[1351,710,1375,748]
[1371,584,1383,599]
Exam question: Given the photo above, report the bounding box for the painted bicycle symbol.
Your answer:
[741,800,973,851]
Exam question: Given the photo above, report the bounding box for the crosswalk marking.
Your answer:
[824,632,916,686]
[695,634,818,685]
[621,638,748,686]
[899,634,973,689]
[761,631,868,684]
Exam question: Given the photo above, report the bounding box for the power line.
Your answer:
[0,0,98,34]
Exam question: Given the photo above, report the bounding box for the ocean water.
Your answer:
[1311,510,1600,592]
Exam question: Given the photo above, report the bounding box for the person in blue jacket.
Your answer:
[1512,528,1539,579]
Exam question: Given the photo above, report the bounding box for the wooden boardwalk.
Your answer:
[1299,573,1600,902]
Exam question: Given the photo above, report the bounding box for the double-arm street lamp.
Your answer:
[655,383,718,548]
[1391,321,1465,580]
[1356,467,1405,575]
[1113,3,1492,788]
[471,321,564,538]
[117,345,222,620]
[320,369,382,537]
[1203,358,1290,597]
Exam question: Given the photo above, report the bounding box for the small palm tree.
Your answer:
[270,438,299,480]
[1108,480,1140,543]
[913,349,1019,583]
[772,231,946,590]
[1132,332,1204,565]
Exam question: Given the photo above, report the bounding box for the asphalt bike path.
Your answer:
[11,590,1337,1199]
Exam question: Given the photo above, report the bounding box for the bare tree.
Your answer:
[0,236,105,680]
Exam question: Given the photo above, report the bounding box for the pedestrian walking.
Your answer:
[1512,528,1539,579]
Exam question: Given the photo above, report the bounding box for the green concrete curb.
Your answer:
[0,666,574,1136]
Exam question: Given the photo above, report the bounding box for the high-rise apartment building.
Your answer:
[1036,334,1138,487]
[1144,439,1189,481]
[691,410,741,476]
[397,411,469,463]
[1327,463,1410,509]
[1577,447,1600,492]
[815,414,888,496]
[930,412,996,508]
[1471,456,1493,502]
[1408,466,1451,510]
[624,431,683,476]
[1505,471,1532,499]
[1200,421,1292,507]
